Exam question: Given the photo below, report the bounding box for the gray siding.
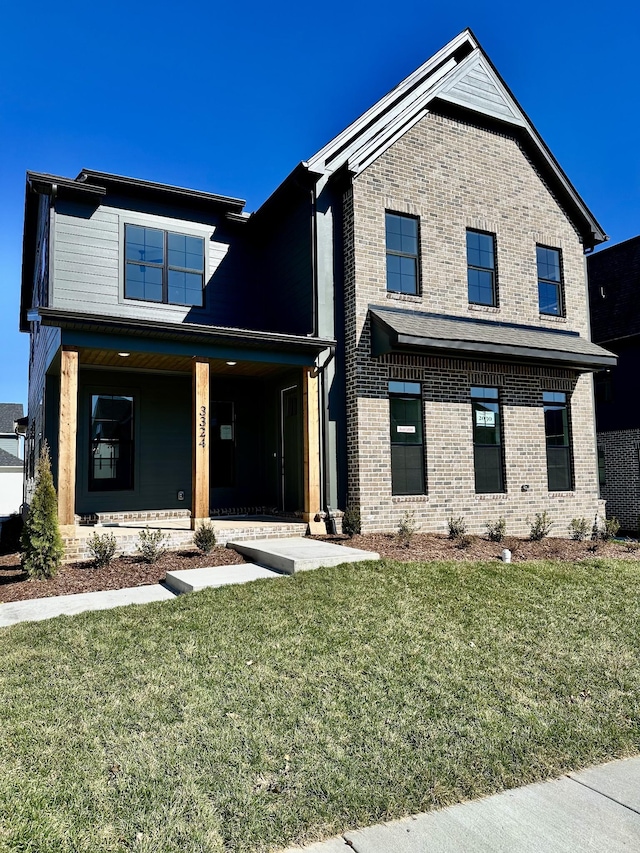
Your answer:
[52,200,233,326]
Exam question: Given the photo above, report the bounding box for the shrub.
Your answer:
[342,505,361,537]
[0,513,23,554]
[486,517,506,543]
[600,516,620,542]
[87,532,117,568]
[194,522,217,554]
[397,510,417,547]
[136,527,168,563]
[21,443,64,579]
[456,534,473,550]
[569,517,589,542]
[529,511,552,542]
[447,516,466,540]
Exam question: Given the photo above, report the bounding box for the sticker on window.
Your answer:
[475,411,495,427]
[220,425,233,440]
[397,425,416,434]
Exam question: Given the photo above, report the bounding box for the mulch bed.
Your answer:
[2,532,638,605]
[0,547,245,604]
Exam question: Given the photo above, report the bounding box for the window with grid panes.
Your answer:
[389,381,425,495]
[385,213,419,294]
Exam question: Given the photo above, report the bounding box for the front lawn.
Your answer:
[2,558,639,852]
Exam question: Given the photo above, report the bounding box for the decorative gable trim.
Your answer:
[437,52,524,126]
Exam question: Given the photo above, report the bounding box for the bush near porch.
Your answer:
[2,557,639,852]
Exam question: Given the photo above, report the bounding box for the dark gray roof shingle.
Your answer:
[0,404,24,434]
[370,306,616,371]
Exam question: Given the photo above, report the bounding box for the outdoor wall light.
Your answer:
[521,484,530,492]
[226,361,237,366]
[118,352,130,357]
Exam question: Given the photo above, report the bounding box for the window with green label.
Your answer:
[471,386,504,493]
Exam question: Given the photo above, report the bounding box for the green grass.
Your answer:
[1,558,639,852]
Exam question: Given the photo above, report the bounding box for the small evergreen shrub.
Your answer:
[194,522,217,554]
[486,517,506,543]
[21,443,64,579]
[529,511,552,542]
[569,517,589,542]
[342,505,361,537]
[600,516,620,542]
[136,527,168,563]
[0,513,23,554]
[397,510,417,547]
[447,516,466,540]
[87,532,117,568]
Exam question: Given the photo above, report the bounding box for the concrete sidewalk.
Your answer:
[281,756,640,852]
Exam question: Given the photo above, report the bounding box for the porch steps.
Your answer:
[226,537,380,575]
[164,564,285,594]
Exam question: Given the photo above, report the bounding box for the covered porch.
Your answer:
[40,311,334,535]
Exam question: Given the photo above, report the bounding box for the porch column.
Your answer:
[191,357,210,529]
[302,366,321,522]
[58,347,79,527]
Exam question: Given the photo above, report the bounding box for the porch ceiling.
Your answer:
[78,348,292,377]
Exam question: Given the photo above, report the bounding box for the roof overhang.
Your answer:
[370,305,617,373]
[36,308,335,366]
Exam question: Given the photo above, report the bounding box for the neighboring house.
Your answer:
[0,403,24,518]
[20,29,615,540]
[588,236,640,532]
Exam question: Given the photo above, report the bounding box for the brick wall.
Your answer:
[342,110,603,537]
[597,430,640,532]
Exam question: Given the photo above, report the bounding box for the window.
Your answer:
[543,391,572,491]
[467,230,496,306]
[125,224,204,306]
[89,395,134,491]
[594,371,614,404]
[471,386,504,493]
[389,381,424,495]
[598,448,606,493]
[537,246,563,316]
[211,401,235,488]
[386,213,419,294]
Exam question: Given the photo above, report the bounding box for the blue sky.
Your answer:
[1,0,639,410]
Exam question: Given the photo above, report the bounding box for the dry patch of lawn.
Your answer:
[1,558,639,852]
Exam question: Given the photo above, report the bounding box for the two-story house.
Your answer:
[20,30,615,546]
[588,236,640,532]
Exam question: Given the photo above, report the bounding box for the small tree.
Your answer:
[21,443,64,579]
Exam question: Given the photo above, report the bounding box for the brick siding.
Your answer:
[342,110,603,536]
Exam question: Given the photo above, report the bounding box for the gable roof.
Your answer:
[304,29,606,250]
[0,404,24,434]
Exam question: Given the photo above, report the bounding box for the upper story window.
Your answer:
[537,246,564,316]
[125,224,205,307]
[386,213,419,295]
[466,230,497,306]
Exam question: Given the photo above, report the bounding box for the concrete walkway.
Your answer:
[280,756,640,852]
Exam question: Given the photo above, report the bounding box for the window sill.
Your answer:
[386,292,421,304]
[469,304,500,314]
[392,494,429,502]
[475,493,508,500]
[538,314,567,324]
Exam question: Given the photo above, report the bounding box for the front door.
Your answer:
[281,385,302,512]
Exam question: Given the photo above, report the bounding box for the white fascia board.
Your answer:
[306,30,476,173]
